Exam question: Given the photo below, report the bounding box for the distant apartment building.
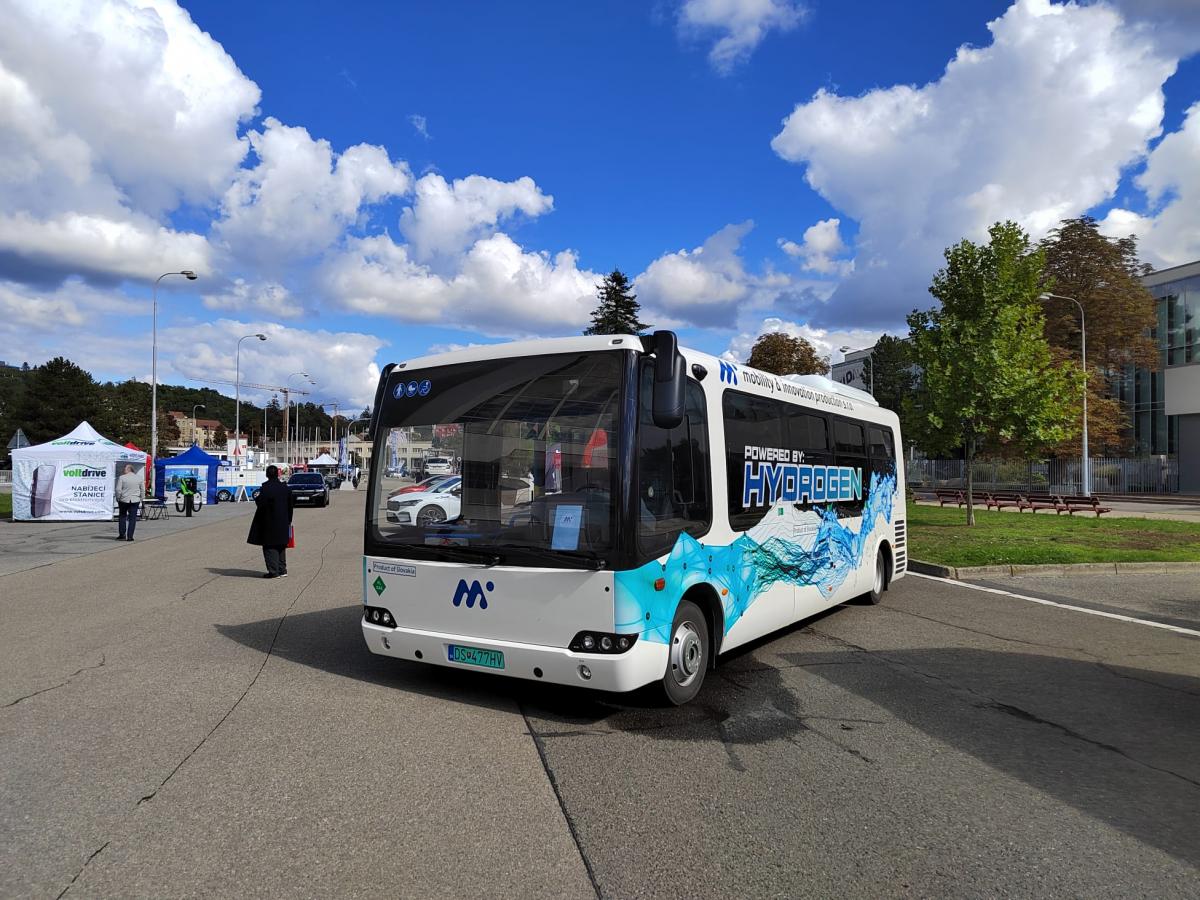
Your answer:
[167,411,226,448]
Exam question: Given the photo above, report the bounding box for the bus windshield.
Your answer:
[370,351,626,567]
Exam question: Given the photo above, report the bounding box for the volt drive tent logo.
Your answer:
[452,579,493,609]
[61,465,105,477]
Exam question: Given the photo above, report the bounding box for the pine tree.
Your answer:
[14,357,104,444]
[584,270,648,336]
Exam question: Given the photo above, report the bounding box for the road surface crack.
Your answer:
[519,705,602,899]
[55,840,109,899]
[138,529,338,806]
[4,654,106,709]
[809,626,1200,789]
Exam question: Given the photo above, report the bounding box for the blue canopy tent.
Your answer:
[154,445,222,505]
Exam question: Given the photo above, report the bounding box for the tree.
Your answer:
[102,379,152,447]
[13,357,104,444]
[907,222,1081,525]
[861,335,915,430]
[1040,216,1157,453]
[213,424,228,448]
[746,332,828,375]
[584,270,648,336]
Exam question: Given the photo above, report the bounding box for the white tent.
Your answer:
[307,452,339,467]
[10,421,146,521]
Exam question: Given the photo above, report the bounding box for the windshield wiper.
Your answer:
[399,544,504,566]
[503,547,607,570]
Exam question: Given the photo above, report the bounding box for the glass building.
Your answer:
[1139,260,1200,492]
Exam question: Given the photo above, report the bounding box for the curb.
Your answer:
[909,559,1200,579]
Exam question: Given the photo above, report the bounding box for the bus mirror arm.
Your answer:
[650,330,686,429]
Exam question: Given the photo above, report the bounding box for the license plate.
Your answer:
[447,644,505,669]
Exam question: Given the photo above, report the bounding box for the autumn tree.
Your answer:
[584,270,648,336]
[907,222,1081,524]
[1040,216,1156,454]
[746,332,828,375]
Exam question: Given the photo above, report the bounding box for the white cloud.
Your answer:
[0,0,258,285]
[636,222,755,326]
[215,117,412,269]
[778,217,854,276]
[678,0,807,73]
[724,316,885,369]
[1099,101,1200,269]
[201,278,304,319]
[0,211,210,283]
[399,173,554,266]
[323,232,597,335]
[770,0,1182,326]
[161,318,384,408]
[409,114,431,140]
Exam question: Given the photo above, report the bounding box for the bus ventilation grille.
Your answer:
[893,520,907,573]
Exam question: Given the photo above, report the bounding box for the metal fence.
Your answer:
[906,457,1178,495]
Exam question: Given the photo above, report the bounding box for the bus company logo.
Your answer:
[719,361,739,385]
[452,579,493,609]
[62,465,105,478]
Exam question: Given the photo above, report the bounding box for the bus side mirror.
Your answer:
[651,330,685,429]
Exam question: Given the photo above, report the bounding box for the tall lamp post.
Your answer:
[234,333,267,470]
[191,404,205,447]
[151,270,197,491]
[1039,292,1089,495]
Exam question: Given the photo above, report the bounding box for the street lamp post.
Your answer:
[151,270,197,491]
[1039,292,1089,495]
[191,404,205,446]
[234,333,267,472]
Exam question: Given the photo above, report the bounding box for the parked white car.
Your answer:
[423,456,453,476]
[386,484,461,526]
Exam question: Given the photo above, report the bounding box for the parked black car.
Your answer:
[286,472,330,507]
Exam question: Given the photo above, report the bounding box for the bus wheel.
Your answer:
[862,547,887,605]
[660,600,709,706]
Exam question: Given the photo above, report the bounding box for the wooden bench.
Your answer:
[985,491,1023,511]
[1021,492,1059,513]
[934,489,966,507]
[1055,495,1112,517]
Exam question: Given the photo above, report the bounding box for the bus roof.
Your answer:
[386,332,885,415]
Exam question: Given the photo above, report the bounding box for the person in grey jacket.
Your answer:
[116,463,144,541]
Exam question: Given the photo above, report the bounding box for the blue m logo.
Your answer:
[719,361,739,384]
[452,579,493,609]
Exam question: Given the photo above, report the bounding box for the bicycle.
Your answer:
[174,490,204,513]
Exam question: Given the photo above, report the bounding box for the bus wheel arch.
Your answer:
[680,583,724,669]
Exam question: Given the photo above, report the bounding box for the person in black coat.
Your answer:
[247,465,294,578]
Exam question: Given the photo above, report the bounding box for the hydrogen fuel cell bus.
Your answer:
[362,331,906,704]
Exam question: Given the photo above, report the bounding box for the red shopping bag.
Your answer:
[287,525,296,549]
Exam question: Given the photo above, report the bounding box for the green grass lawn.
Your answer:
[0,492,10,518]
[906,501,1200,567]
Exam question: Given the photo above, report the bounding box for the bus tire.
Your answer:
[861,546,887,605]
[659,600,709,706]
[216,488,233,502]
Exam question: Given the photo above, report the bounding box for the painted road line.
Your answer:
[908,571,1200,639]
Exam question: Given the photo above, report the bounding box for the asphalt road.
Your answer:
[2,494,1198,898]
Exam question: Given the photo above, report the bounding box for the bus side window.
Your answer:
[722,391,785,531]
[833,418,868,515]
[637,373,712,558]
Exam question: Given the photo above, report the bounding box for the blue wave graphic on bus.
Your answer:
[614,471,896,644]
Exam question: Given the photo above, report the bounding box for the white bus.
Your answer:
[362,331,906,704]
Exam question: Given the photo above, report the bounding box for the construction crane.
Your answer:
[191,378,313,465]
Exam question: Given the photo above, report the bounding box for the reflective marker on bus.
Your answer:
[362,331,905,705]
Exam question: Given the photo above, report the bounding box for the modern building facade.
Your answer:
[1139,260,1200,491]
[830,347,873,391]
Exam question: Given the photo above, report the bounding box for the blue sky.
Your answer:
[2,0,1198,410]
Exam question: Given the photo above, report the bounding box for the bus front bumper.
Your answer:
[362,620,668,693]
